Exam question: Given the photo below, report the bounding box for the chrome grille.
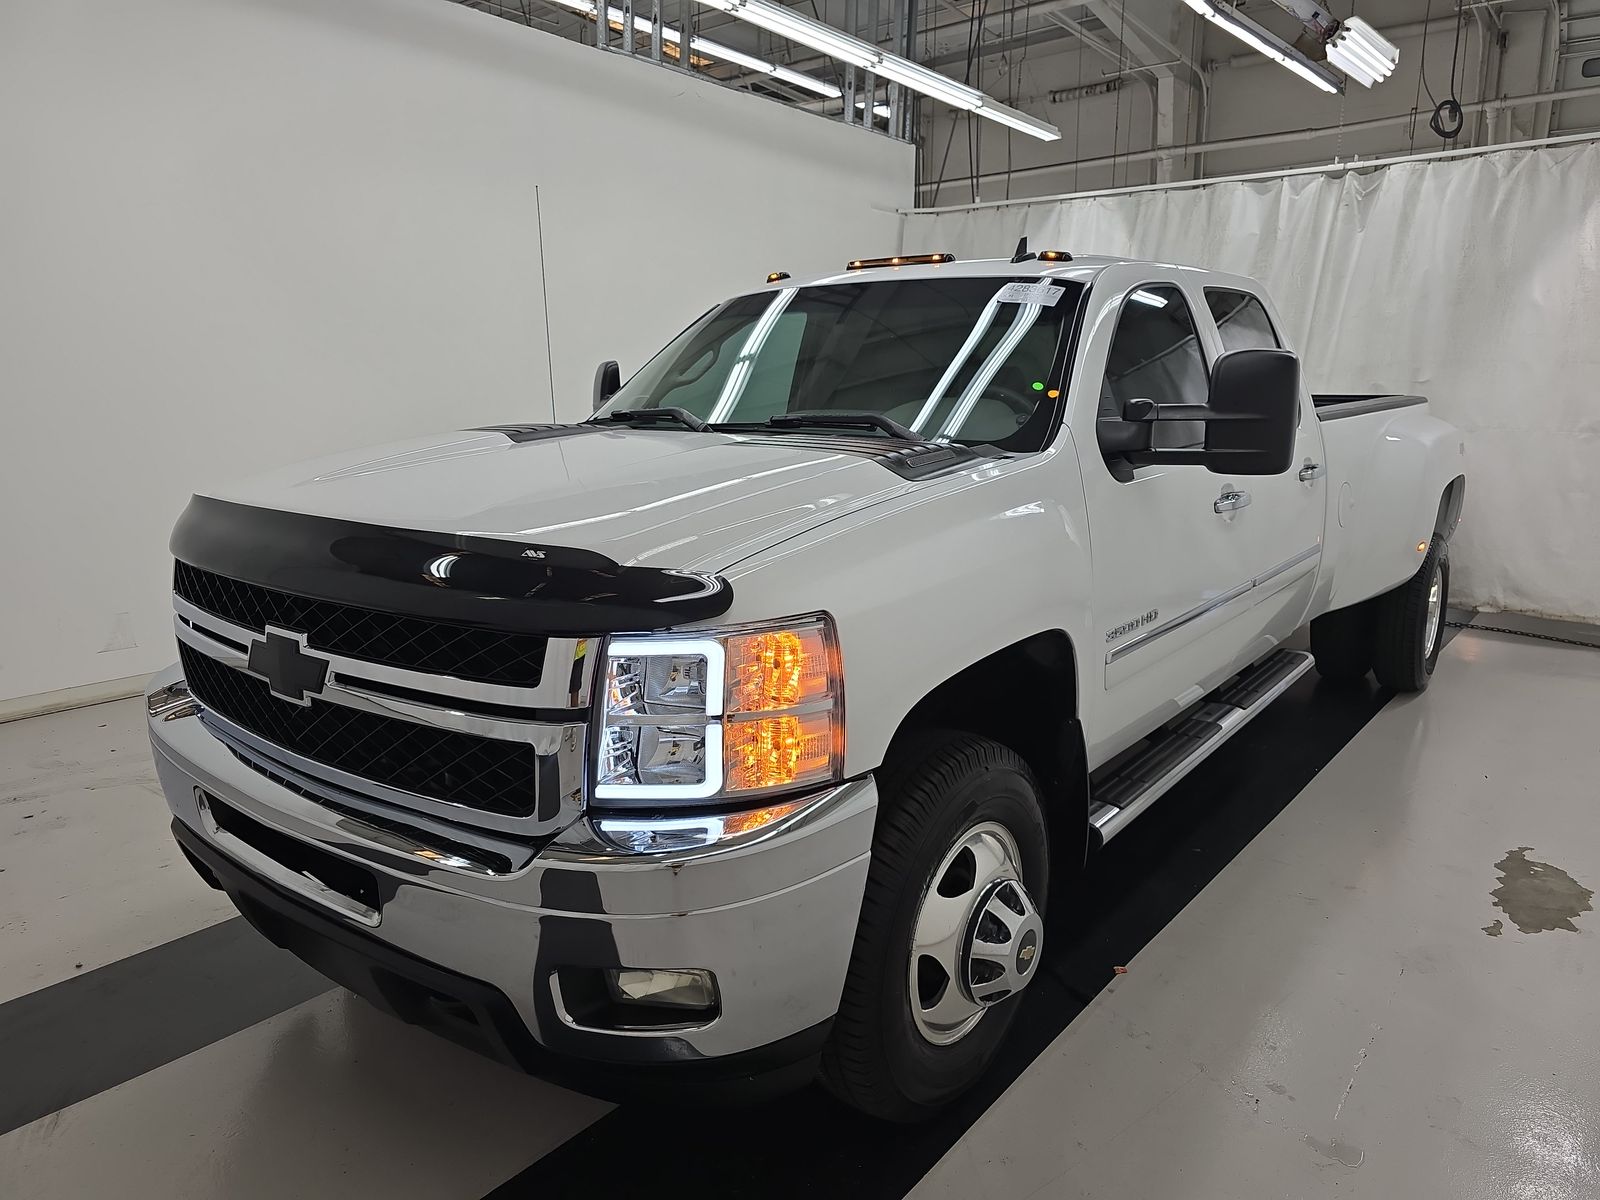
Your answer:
[171,567,594,835]
[179,644,542,818]
[173,562,548,686]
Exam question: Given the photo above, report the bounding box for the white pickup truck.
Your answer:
[146,249,1465,1121]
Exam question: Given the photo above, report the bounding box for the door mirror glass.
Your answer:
[1202,349,1298,475]
[593,360,622,412]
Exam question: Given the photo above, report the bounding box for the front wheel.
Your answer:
[1372,535,1450,692]
[821,733,1049,1122]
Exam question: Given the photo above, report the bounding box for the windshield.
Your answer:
[595,277,1082,450]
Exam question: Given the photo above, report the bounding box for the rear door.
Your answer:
[1201,285,1325,649]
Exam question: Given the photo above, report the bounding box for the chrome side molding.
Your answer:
[1107,544,1321,665]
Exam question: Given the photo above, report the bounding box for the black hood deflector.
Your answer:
[171,495,733,635]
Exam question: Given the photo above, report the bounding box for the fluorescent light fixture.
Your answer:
[1129,289,1169,307]
[730,0,878,68]
[768,62,842,97]
[691,33,843,97]
[872,57,983,110]
[852,99,895,119]
[541,0,841,99]
[1182,0,1340,94]
[1326,16,1398,88]
[976,100,1063,140]
[689,0,1062,140]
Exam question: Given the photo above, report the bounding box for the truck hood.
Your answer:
[207,424,924,574]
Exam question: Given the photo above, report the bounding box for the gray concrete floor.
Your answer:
[0,697,237,1005]
[2,627,1598,1198]
[913,628,1600,1200]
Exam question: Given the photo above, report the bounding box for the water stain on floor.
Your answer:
[1305,1135,1364,1168]
[1490,847,1594,934]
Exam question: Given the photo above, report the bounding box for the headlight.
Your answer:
[594,614,842,806]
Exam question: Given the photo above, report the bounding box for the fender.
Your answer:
[710,445,1095,781]
[1318,408,1467,612]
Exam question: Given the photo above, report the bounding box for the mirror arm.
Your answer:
[1130,447,1267,467]
[1125,399,1254,424]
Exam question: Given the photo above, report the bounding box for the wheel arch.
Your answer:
[1435,474,1466,542]
[884,629,1089,873]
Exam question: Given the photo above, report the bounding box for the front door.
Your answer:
[1069,267,1283,766]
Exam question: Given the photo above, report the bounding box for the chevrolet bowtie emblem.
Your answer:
[1018,943,1037,962]
[247,627,330,706]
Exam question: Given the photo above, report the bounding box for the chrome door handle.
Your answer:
[1298,462,1325,482]
[1214,489,1252,513]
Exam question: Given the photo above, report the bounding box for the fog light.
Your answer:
[607,968,718,1010]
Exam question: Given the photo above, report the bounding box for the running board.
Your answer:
[1088,649,1314,843]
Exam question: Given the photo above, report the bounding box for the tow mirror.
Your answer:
[593,360,621,413]
[1118,349,1299,476]
[1201,349,1299,476]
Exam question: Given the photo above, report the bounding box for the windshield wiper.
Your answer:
[756,411,926,442]
[594,407,711,433]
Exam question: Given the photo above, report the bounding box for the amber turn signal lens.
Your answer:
[725,626,832,714]
[724,712,834,792]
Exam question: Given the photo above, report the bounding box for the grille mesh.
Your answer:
[179,643,539,818]
[173,562,547,687]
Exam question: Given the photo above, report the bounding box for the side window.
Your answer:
[1099,284,1209,454]
[1205,288,1281,353]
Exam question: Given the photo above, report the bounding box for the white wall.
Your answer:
[905,142,1600,623]
[0,0,911,704]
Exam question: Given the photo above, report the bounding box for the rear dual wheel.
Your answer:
[821,733,1049,1123]
[1373,535,1449,692]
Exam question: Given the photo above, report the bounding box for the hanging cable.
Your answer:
[1408,0,1426,152]
[966,0,990,202]
[927,0,988,208]
[1110,0,1127,188]
[1001,0,1031,201]
[1424,0,1466,141]
[1073,17,1084,193]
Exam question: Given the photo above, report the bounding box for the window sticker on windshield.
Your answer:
[995,281,1064,307]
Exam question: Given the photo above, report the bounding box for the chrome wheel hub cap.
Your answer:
[1424,560,1444,656]
[909,821,1044,1046]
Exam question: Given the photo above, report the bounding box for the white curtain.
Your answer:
[904,142,1600,623]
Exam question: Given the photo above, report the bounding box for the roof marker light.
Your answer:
[1037,250,1073,262]
[846,253,957,270]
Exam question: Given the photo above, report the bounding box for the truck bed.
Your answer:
[1312,394,1426,421]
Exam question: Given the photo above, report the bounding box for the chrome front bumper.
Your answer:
[145,665,877,1072]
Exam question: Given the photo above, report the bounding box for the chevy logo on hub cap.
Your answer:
[246,626,330,706]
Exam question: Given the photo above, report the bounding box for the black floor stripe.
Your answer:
[486,670,1397,1200]
[0,916,332,1135]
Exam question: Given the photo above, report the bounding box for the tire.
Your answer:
[1372,535,1450,692]
[821,732,1050,1123]
[1310,600,1376,681]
